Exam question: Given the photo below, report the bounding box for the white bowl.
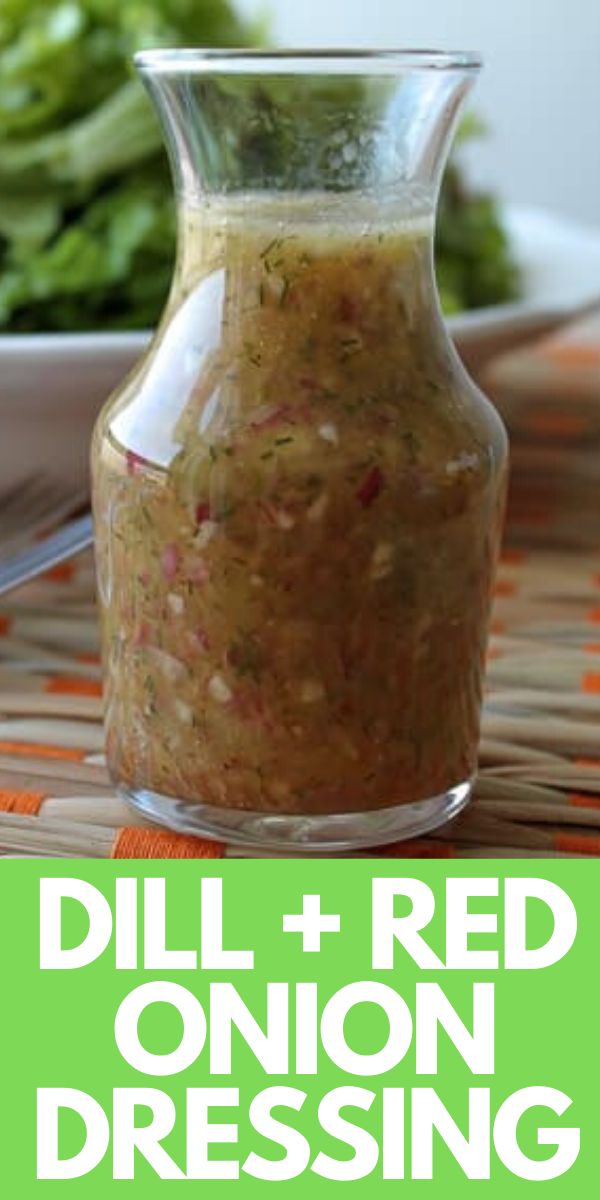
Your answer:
[1,332,147,491]
[447,204,600,348]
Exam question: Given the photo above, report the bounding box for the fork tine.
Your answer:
[11,478,70,523]
[0,476,40,518]
[0,477,51,521]
[20,483,88,531]
[0,476,89,556]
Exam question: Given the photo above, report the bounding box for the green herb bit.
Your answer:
[143,675,157,715]
[259,235,296,262]
[274,436,294,447]
[259,237,281,261]
[244,341,262,367]
[229,632,265,680]
[402,430,420,464]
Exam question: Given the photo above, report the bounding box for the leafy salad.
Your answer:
[0,0,520,332]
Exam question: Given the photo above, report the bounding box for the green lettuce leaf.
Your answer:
[0,0,263,330]
[0,2,519,331]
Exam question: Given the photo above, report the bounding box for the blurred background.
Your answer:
[239,0,600,224]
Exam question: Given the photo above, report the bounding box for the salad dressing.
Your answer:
[93,193,507,818]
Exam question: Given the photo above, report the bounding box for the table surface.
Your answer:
[0,546,599,860]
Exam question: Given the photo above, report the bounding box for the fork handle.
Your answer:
[0,513,94,597]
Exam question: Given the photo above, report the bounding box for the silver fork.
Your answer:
[0,475,93,596]
[0,513,93,596]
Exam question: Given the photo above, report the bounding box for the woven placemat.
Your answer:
[1,544,599,859]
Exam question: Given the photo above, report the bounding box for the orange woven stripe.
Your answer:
[569,793,600,810]
[515,511,553,528]
[584,644,600,655]
[581,672,600,694]
[490,619,506,635]
[46,677,103,698]
[112,827,225,860]
[43,562,76,583]
[554,832,600,855]
[500,548,527,565]
[378,839,456,859]
[576,756,600,768]
[526,412,588,437]
[0,789,45,814]
[588,607,600,625]
[494,580,517,598]
[0,614,12,636]
[0,740,86,762]
[543,342,600,368]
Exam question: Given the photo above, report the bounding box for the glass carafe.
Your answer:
[91,50,508,850]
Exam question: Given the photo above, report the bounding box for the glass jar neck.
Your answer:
[139,57,477,206]
[140,55,478,344]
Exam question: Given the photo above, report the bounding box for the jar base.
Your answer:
[121,778,472,854]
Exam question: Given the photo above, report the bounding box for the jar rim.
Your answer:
[134,48,482,76]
